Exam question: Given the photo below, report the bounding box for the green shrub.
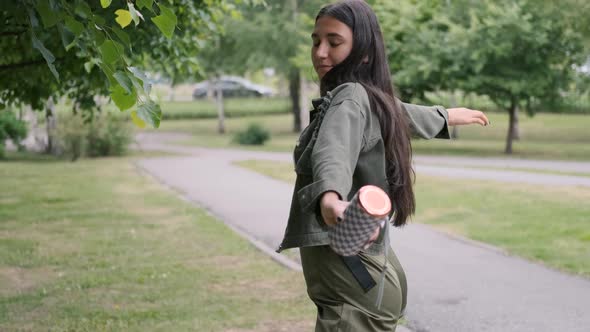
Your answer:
[86,114,132,157]
[54,112,132,161]
[233,123,270,145]
[54,113,87,161]
[0,110,28,158]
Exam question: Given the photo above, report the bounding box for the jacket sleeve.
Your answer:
[400,100,450,139]
[297,99,365,213]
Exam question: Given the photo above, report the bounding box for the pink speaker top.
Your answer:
[358,185,391,218]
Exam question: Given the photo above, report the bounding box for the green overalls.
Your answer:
[278,82,450,331]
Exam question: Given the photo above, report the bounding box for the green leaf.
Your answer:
[98,61,117,85]
[151,4,176,39]
[99,40,123,64]
[127,67,148,81]
[136,100,162,128]
[32,34,59,81]
[100,0,112,8]
[92,14,106,25]
[115,9,132,28]
[127,66,152,95]
[110,84,137,111]
[136,0,153,11]
[130,111,146,128]
[35,0,60,28]
[128,74,143,94]
[113,71,132,94]
[75,1,92,20]
[57,23,76,50]
[112,27,131,50]
[83,60,95,73]
[91,26,106,45]
[64,16,84,37]
[128,3,144,26]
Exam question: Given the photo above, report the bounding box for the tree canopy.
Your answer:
[0,0,244,128]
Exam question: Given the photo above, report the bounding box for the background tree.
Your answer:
[452,0,585,153]
[214,0,325,133]
[376,0,457,102]
[376,0,586,154]
[376,0,475,139]
[193,10,248,134]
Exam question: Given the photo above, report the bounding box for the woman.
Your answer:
[278,1,489,330]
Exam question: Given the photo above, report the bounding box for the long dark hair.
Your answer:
[317,0,414,226]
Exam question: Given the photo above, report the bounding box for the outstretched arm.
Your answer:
[400,100,489,140]
[400,102,449,139]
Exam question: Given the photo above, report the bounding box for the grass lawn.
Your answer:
[414,164,590,178]
[52,98,291,120]
[235,160,590,278]
[148,111,590,161]
[158,98,290,119]
[0,155,314,331]
[152,114,300,153]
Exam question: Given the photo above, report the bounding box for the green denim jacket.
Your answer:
[277,82,450,253]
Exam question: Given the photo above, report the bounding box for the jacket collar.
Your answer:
[310,92,334,122]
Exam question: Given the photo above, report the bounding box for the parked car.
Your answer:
[192,76,274,99]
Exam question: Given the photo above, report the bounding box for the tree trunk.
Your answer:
[450,91,458,139]
[290,0,302,133]
[45,97,56,154]
[169,84,175,102]
[512,107,520,140]
[505,97,517,154]
[216,77,225,134]
[300,76,310,131]
[451,126,459,139]
[289,68,302,133]
[72,100,78,115]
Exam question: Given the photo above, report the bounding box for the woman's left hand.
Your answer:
[447,107,490,126]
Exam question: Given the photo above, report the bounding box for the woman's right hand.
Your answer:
[447,107,490,126]
[320,191,349,226]
[321,191,382,248]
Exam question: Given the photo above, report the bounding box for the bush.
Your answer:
[86,114,132,157]
[0,110,28,158]
[54,113,87,161]
[54,112,132,161]
[233,123,270,145]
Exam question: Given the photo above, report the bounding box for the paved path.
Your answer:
[413,155,590,174]
[135,132,590,332]
[134,132,590,188]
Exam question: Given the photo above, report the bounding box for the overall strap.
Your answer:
[340,255,376,293]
